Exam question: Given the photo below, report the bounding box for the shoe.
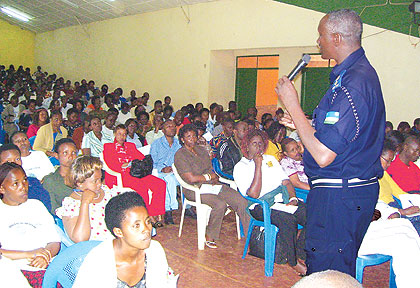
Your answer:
[185,208,197,219]
[152,221,164,228]
[164,211,174,225]
[205,241,217,249]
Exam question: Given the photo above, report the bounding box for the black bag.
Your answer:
[248,226,286,264]
[129,155,153,179]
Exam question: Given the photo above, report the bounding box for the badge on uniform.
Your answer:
[267,161,273,167]
[324,111,340,124]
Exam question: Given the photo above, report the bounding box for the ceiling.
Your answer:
[276,0,419,38]
[0,0,216,33]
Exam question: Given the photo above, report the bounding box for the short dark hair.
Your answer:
[178,124,198,145]
[67,107,79,118]
[385,121,393,130]
[414,118,420,127]
[200,108,209,116]
[241,129,269,159]
[209,103,218,111]
[193,120,206,132]
[382,139,396,155]
[54,138,76,153]
[266,122,286,141]
[136,111,150,120]
[10,131,27,144]
[114,124,127,133]
[50,110,62,118]
[0,143,21,159]
[154,100,162,106]
[280,137,296,153]
[0,162,24,188]
[105,192,147,237]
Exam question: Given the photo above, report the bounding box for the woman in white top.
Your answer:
[0,162,60,287]
[233,129,307,276]
[73,192,177,288]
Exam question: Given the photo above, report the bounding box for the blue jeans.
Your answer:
[157,172,179,211]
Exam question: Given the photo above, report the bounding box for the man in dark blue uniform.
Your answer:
[275,9,385,277]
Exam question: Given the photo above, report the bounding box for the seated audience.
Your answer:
[73,192,177,287]
[72,116,91,150]
[412,118,420,135]
[163,105,174,122]
[173,111,184,135]
[18,99,36,132]
[1,95,24,138]
[216,121,247,176]
[209,118,234,157]
[378,140,420,234]
[211,112,230,137]
[174,124,250,248]
[150,120,182,225]
[149,100,163,123]
[10,131,55,181]
[397,121,411,134]
[137,111,153,137]
[88,96,106,120]
[280,138,310,191]
[26,108,49,139]
[62,107,81,137]
[102,111,117,143]
[56,155,121,242]
[193,120,213,158]
[81,116,105,157]
[125,118,147,149]
[103,124,166,227]
[385,129,405,154]
[385,120,393,134]
[42,138,77,214]
[0,162,60,288]
[387,136,420,193]
[33,110,68,159]
[0,144,51,211]
[233,129,306,275]
[117,102,131,125]
[358,216,420,288]
[265,122,287,161]
[146,114,164,145]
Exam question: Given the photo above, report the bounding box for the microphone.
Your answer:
[287,54,311,81]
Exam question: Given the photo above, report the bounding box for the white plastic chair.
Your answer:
[100,152,124,188]
[172,164,240,250]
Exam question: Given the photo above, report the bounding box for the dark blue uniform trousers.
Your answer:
[305,181,379,277]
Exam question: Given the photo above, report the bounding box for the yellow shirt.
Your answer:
[265,140,282,162]
[379,171,407,204]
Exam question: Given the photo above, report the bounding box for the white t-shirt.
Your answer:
[117,111,131,126]
[233,154,288,198]
[0,199,60,270]
[21,150,55,181]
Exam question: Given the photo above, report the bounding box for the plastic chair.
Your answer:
[28,135,36,148]
[212,158,243,239]
[100,151,124,188]
[295,188,309,203]
[42,240,101,288]
[241,193,279,277]
[356,254,396,287]
[54,217,75,250]
[172,164,241,249]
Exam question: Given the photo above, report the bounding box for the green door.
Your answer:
[235,68,257,117]
[300,67,332,117]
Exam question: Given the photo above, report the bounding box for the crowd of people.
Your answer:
[1,41,420,286]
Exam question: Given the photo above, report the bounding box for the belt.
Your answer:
[309,176,378,189]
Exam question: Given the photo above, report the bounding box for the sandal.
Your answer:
[152,221,164,228]
[205,241,217,249]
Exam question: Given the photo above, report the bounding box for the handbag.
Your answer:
[248,226,287,265]
[129,155,154,179]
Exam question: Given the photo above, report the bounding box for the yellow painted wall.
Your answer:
[0,18,35,69]
[35,0,420,126]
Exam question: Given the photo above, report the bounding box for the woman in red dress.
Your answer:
[103,124,166,227]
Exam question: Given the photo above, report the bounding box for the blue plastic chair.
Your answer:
[42,240,101,288]
[356,254,396,287]
[242,195,279,277]
[295,188,309,203]
[211,158,234,180]
[28,135,36,148]
[54,217,76,250]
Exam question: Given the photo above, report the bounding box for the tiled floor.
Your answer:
[154,210,390,288]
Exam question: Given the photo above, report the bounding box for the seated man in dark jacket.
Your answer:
[216,121,248,176]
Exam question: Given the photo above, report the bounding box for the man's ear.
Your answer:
[113,227,123,238]
[332,32,342,46]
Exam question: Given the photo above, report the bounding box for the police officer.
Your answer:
[275,9,385,277]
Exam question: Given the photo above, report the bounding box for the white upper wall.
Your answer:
[35,0,420,125]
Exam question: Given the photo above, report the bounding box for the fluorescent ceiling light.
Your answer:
[58,0,79,9]
[1,7,31,22]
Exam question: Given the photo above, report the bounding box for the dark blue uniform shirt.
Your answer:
[303,48,385,179]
